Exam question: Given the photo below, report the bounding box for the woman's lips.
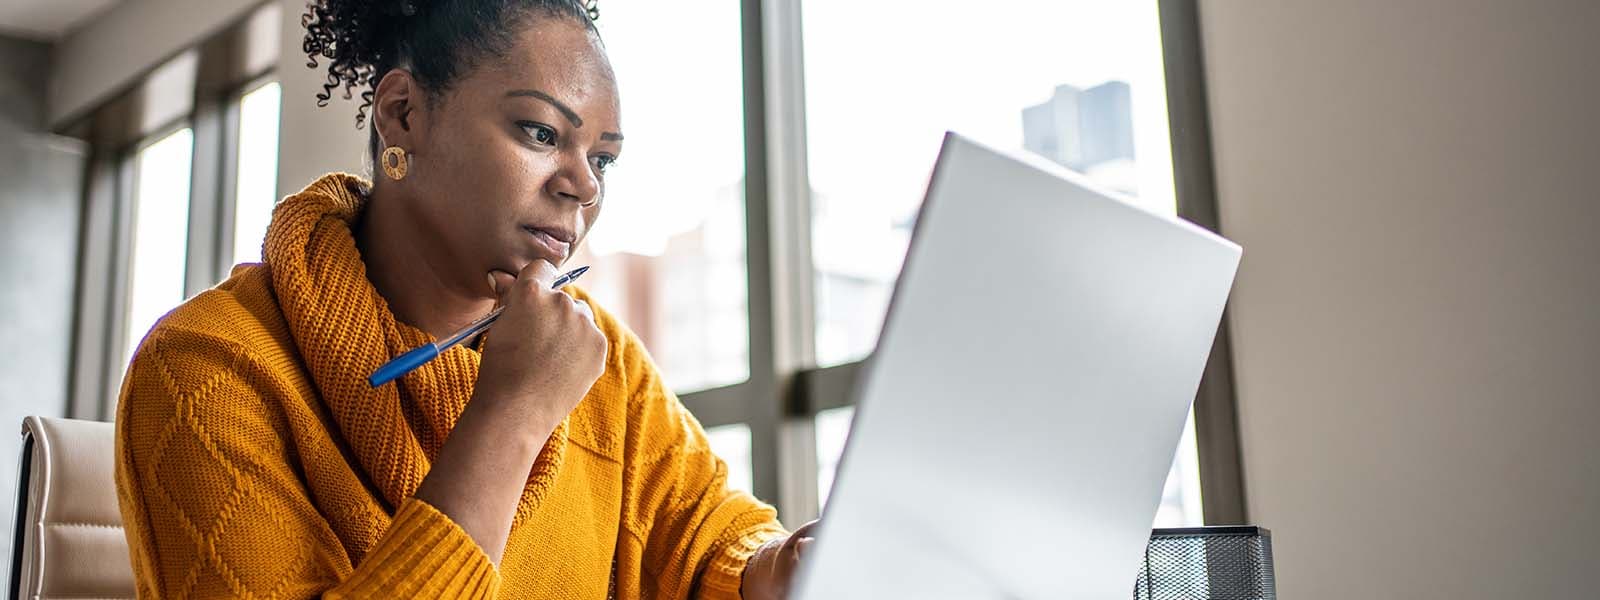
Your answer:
[523,226,572,262]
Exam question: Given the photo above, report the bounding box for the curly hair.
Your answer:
[302,0,601,132]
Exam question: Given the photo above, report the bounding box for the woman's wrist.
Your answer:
[468,382,566,441]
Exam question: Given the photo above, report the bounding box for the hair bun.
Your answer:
[303,0,601,129]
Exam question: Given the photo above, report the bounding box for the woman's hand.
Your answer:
[414,259,607,564]
[740,520,820,600]
[478,260,608,425]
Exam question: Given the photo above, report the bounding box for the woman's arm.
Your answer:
[414,260,607,564]
[116,263,605,598]
[116,330,498,599]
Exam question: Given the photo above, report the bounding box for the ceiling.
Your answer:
[0,0,122,41]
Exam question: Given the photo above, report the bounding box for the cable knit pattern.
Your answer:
[114,172,786,599]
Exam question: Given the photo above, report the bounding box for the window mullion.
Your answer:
[99,156,138,419]
[680,383,756,429]
[761,0,817,374]
[214,94,244,283]
[1158,0,1248,525]
[67,152,120,421]
[741,0,822,524]
[184,97,225,299]
[763,0,821,525]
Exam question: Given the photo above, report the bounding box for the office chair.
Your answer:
[9,416,135,599]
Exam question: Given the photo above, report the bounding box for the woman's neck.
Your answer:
[354,183,496,342]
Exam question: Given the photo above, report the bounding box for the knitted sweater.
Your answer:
[114,173,786,599]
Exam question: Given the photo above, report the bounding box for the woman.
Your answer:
[113,0,814,597]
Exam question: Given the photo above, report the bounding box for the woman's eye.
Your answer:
[520,122,557,145]
[594,155,616,173]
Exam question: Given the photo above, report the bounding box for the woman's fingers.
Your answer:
[516,259,560,290]
[781,519,820,555]
[790,520,820,538]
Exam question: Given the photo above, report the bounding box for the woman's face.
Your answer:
[388,16,621,295]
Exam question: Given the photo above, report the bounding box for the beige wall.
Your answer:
[1199,0,1600,597]
[274,0,368,199]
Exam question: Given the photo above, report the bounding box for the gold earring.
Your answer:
[381,145,408,181]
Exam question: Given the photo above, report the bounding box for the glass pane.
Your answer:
[231,80,282,266]
[704,423,753,495]
[805,0,1177,366]
[124,127,195,365]
[573,0,749,394]
[1153,406,1205,528]
[813,405,854,510]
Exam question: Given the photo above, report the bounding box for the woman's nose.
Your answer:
[547,152,600,206]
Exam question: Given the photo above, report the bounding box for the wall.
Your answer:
[48,0,257,128]
[1198,0,1600,597]
[274,0,369,198]
[0,33,85,573]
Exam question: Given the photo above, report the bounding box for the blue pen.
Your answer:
[368,265,590,387]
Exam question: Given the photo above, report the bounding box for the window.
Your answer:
[231,80,283,266]
[1156,408,1206,527]
[573,0,751,394]
[123,127,194,365]
[69,3,300,421]
[800,0,1203,525]
[805,0,1177,367]
[813,405,853,508]
[569,2,764,501]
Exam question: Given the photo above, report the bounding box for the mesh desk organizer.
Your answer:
[1135,526,1275,600]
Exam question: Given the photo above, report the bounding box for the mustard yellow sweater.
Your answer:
[114,173,785,598]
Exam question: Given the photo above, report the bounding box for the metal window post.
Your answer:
[740,0,821,525]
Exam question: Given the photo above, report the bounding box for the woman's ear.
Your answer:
[372,69,425,154]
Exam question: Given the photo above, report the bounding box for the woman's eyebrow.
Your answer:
[507,88,624,142]
[507,89,583,127]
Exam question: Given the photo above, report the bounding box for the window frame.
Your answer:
[1157,0,1247,525]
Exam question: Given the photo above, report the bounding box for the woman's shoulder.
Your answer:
[118,264,307,449]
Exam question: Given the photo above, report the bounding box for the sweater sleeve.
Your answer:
[608,325,788,600]
[114,329,499,599]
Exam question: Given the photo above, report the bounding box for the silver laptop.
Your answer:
[793,133,1241,600]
